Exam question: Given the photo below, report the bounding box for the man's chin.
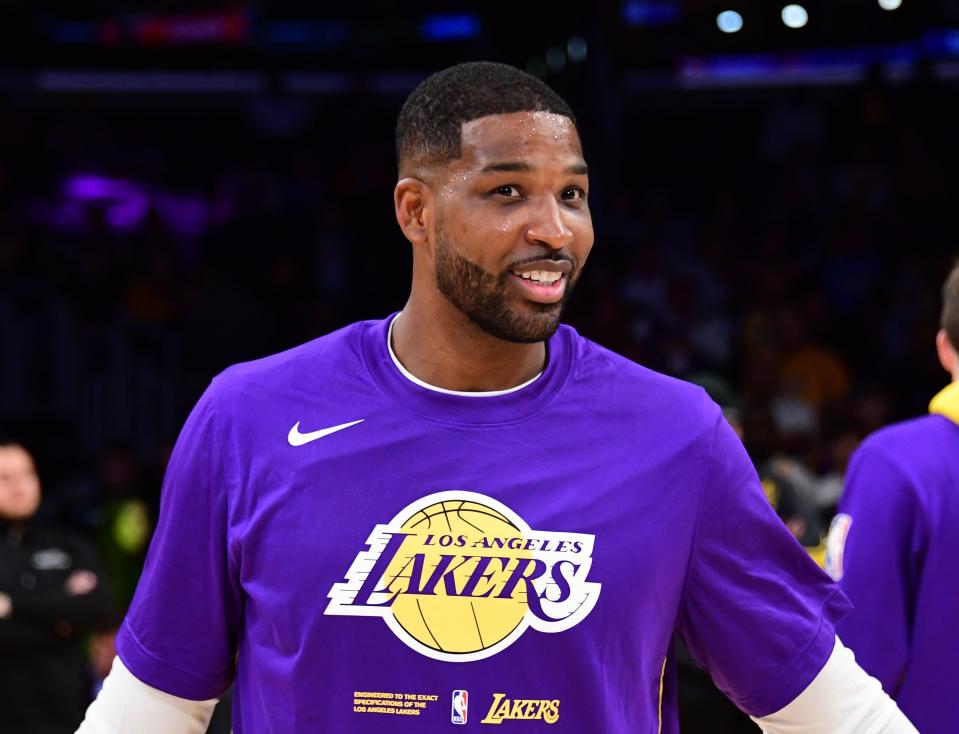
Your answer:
[474,305,563,344]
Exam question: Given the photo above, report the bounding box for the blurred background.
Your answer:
[0,0,957,731]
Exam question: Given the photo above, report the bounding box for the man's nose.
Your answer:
[525,195,574,250]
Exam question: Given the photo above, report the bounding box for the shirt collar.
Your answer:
[929,382,959,426]
[360,313,573,426]
[386,314,542,397]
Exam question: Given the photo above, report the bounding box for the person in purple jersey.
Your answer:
[826,261,959,734]
[77,63,915,733]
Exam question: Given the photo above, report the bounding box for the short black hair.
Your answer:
[396,61,576,173]
[943,259,959,348]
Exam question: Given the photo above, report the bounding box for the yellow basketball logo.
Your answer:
[326,491,601,662]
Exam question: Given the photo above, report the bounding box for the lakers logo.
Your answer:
[326,491,601,662]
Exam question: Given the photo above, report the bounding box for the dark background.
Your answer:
[1,1,956,731]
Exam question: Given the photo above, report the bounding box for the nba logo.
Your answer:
[451,690,468,725]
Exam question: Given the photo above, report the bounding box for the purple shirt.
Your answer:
[118,316,848,732]
[830,412,959,734]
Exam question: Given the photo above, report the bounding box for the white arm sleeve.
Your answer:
[753,637,917,734]
[76,656,218,734]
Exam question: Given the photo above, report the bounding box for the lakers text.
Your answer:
[481,694,560,725]
[325,491,602,662]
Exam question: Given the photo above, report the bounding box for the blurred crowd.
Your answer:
[0,77,956,731]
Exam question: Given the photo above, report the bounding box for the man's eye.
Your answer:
[561,187,586,201]
[493,185,520,197]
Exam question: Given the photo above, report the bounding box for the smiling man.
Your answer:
[78,62,915,733]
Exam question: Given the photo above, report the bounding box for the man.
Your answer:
[826,261,959,734]
[0,440,113,733]
[79,62,915,733]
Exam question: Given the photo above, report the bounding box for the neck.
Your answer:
[392,294,546,392]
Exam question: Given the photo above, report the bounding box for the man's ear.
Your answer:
[936,329,957,378]
[394,178,432,247]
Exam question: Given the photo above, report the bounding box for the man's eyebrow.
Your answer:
[480,161,533,174]
[478,161,589,175]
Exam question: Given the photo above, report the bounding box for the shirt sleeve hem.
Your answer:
[733,587,844,718]
[116,621,232,701]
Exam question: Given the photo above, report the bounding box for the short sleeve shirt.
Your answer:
[830,412,959,734]
[118,316,850,732]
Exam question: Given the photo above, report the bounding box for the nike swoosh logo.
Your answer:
[288,419,365,446]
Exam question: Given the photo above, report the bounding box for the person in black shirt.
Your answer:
[0,440,114,734]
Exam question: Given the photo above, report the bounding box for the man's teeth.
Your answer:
[512,270,563,284]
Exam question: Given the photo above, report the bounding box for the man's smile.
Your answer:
[508,258,573,304]
[508,271,568,303]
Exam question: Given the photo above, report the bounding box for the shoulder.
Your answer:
[848,414,957,502]
[563,326,720,430]
[202,320,370,411]
[860,413,947,446]
[217,320,367,389]
[854,415,952,470]
[178,319,375,442]
[560,327,722,466]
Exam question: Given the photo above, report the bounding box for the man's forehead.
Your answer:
[457,111,583,168]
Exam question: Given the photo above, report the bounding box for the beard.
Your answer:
[433,225,577,344]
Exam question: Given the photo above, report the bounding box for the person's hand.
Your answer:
[65,570,98,596]
[0,592,11,618]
